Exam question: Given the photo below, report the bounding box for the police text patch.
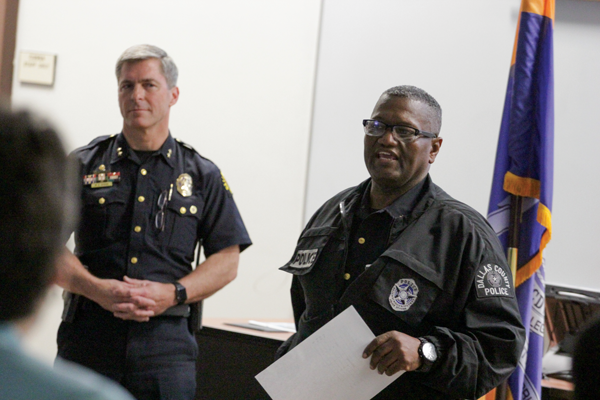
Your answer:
[475,264,513,298]
[288,249,318,269]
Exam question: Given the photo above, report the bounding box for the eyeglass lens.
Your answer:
[363,120,417,140]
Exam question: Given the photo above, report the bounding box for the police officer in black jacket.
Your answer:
[277,85,525,399]
[54,44,251,400]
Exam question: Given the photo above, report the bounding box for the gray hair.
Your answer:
[115,44,178,88]
[382,85,442,132]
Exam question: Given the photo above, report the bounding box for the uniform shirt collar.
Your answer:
[358,177,428,219]
[111,133,177,168]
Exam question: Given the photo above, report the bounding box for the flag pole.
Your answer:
[495,194,522,400]
[507,194,522,287]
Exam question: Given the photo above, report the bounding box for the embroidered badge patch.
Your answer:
[221,172,232,193]
[475,264,513,298]
[389,278,419,312]
[288,249,318,269]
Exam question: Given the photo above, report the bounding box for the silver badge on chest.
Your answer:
[176,173,193,197]
[389,278,419,312]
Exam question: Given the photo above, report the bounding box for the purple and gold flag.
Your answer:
[486,1,554,399]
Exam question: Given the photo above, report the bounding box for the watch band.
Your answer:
[173,281,187,305]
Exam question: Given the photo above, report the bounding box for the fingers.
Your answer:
[123,276,148,286]
[112,302,155,321]
[363,331,422,375]
[376,351,403,376]
[365,334,396,373]
[363,333,389,358]
[113,310,153,322]
[112,296,156,310]
[131,295,157,308]
[363,331,395,368]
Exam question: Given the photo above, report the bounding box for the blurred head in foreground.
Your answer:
[0,107,77,324]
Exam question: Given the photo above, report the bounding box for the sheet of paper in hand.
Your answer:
[255,306,403,400]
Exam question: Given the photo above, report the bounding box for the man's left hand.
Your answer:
[362,331,422,376]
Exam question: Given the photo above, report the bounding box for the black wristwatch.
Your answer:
[173,282,187,305]
[416,337,438,373]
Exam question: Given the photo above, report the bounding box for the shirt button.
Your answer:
[358,237,366,244]
[344,273,351,280]
[134,226,141,233]
[140,169,147,176]
[98,198,105,205]
[138,196,145,203]
[180,207,187,214]
[131,257,138,264]
[190,205,197,214]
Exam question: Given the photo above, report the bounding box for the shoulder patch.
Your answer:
[389,278,419,311]
[475,263,514,298]
[221,172,232,194]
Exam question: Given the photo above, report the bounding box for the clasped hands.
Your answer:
[94,276,177,322]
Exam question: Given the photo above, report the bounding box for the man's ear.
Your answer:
[170,87,180,107]
[429,137,443,164]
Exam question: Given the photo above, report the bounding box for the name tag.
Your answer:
[289,249,319,269]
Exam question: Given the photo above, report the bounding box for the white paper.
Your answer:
[248,320,296,333]
[255,306,403,400]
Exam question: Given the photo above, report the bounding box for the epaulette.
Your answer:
[72,134,118,153]
[174,137,197,152]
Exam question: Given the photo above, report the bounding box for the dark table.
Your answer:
[195,318,293,400]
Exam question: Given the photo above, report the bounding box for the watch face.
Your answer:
[422,342,437,362]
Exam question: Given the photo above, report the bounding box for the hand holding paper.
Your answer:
[362,330,422,375]
[255,306,404,400]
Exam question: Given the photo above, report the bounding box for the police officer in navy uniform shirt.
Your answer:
[55,44,251,400]
[277,86,525,399]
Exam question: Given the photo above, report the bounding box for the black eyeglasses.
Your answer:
[362,119,437,142]
[155,190,168,232]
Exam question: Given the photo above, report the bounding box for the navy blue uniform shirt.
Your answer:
[72,133,251,283]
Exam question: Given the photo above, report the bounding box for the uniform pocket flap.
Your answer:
[280,226,339,275]
[381,249,444,289]
[166,197,203,219]
[82,189,127,206]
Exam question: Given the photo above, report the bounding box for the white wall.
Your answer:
[12,0,322,362]
[306,0,600,292]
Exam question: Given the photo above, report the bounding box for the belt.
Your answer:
[160,304,190,317]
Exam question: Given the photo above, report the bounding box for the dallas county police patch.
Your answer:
[475,263,514,298]
[389,278,419,312]
[289,249,318,269]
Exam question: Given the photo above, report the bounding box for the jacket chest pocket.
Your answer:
[162,196,203,254]
[77,189,128,250]
[280,226,340,276]
[371,249,444,328]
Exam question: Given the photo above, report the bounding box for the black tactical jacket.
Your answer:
[279,176,525,399]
